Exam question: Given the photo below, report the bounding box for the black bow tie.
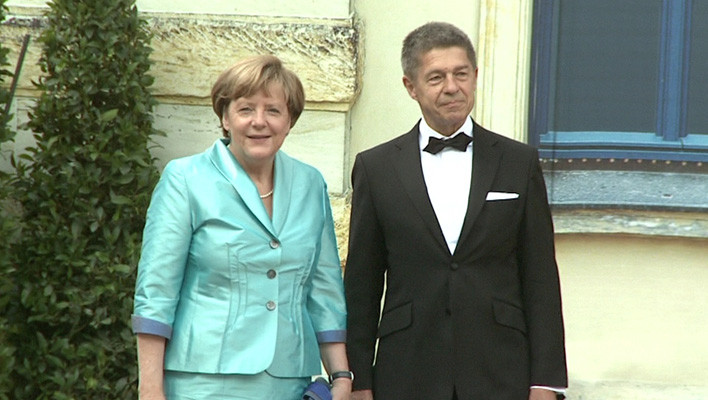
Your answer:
[423,133,472,154]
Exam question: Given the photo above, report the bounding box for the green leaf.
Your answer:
[113,264,131,274]
[100,108,119,122]
[71,220,82,238]
[110,193,132,205]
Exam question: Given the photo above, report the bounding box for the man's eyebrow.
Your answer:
[425,65,471,76]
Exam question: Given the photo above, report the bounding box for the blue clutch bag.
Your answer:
[302,377,332,400]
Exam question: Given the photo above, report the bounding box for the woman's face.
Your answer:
[222,85,292,167]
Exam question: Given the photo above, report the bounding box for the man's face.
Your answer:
[403,46,478,136]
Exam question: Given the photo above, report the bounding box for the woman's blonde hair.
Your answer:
[211,55,305,137]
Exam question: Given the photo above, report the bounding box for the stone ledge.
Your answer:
[1,6,361,109]
[544,169,708,238]
[544,170,708,212]
[552,209,708,239]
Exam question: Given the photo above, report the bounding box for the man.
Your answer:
[344,22,567,400]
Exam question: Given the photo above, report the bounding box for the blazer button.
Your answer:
[267,269,277,279]
[266,301,276,311]
[269,239,280,249]
[450,262,459,270]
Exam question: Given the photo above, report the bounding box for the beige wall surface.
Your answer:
[347,0,534,165]
[348,0,480,163]
[557,234,708,398]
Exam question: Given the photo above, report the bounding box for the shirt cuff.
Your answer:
[131,315,173,339]
[531,386,567,397]
[316,329,347,343]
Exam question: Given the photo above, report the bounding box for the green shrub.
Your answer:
[5,0,161,398]
[0,1,19,398]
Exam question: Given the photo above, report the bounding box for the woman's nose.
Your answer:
[251,110,266,127]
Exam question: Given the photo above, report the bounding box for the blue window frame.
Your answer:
[529,0,708,162]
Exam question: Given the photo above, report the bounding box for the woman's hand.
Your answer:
[318,342,352,400]
[138,387,166,400]
[330,377,352,400]
[136,334,167,400]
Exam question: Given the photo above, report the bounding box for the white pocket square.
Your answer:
[485,191,519,201]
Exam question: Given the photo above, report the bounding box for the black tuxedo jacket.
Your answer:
[344,121,567,400]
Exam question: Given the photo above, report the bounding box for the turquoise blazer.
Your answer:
[132,139,346,377]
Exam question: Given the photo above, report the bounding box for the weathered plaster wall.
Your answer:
[1,3,360,193]
[6,0,352,19]
[135,0,351,19]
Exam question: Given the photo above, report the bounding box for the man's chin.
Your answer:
[441,112,469,126]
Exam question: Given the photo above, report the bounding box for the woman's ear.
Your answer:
[221,106,231,132]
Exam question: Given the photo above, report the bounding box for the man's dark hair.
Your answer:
[401,22,477,79]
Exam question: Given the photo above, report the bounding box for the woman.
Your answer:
[132,55,351,400]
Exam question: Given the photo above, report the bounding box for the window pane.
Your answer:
[687,1,708,135]
[553,0,662,133]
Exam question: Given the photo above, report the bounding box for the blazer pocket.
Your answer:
[377,302,413,339]
[493,300,527,335]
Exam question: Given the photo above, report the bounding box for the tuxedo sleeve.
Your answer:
[344,154,388,391]
[518,150,568,388]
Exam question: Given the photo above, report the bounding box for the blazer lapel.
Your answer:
[392,124,449,252]
[456,124,501,248]
[271,152,291,236]
[208,139,276,236]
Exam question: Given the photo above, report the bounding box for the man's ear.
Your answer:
[402,75,418,101]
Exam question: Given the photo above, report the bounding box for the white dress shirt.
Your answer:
[418,116,473,254]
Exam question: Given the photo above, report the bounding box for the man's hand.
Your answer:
[529,387,559,400]
[350,389,374,400]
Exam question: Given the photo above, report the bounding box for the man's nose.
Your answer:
[443,74,460,93]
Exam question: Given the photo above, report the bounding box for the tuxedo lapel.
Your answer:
[208,139,276,237]
[392,125,448,252]
[456,125,501,248]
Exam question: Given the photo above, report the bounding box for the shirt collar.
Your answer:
[418,116,474,150]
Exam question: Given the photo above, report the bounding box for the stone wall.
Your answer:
[1,6,361,194]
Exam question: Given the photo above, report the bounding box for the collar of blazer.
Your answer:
[207,138,293,237]
[390,120,503,255]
